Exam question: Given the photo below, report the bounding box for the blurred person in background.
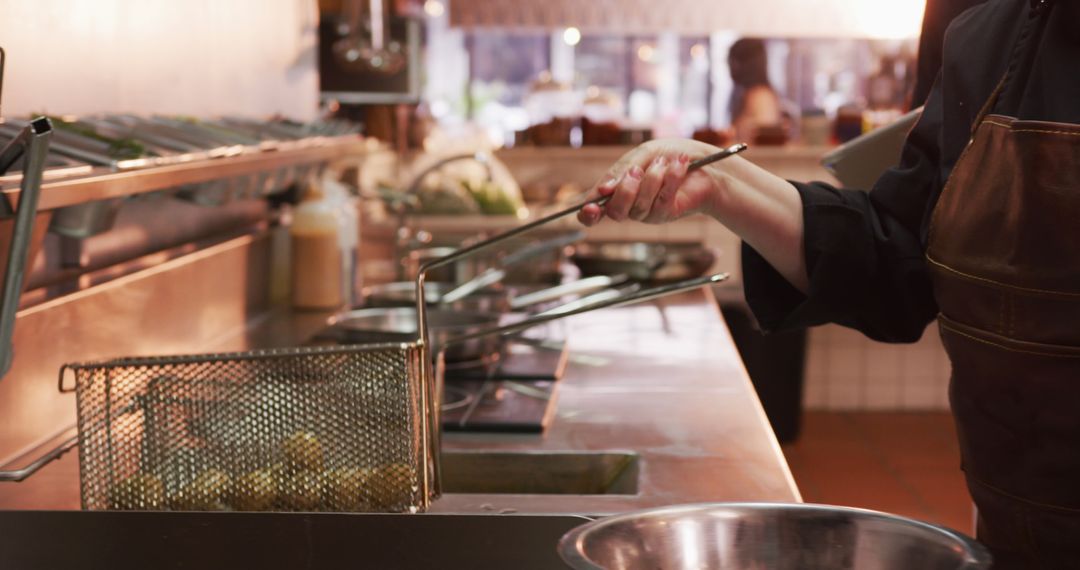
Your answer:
[727,38,787,144]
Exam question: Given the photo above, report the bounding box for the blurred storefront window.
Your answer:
[427,20,917,146]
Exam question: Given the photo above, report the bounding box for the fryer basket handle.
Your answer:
[0,428,78,482]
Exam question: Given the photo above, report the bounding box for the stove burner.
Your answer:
[441,385,475,412]
[441,379,559,433]
[442,352,500,372]
[442,337,568,383]
[306,323,566,433]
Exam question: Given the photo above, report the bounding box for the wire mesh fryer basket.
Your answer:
[61,343,439,513]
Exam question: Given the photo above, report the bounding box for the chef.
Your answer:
[578,0,1080,567]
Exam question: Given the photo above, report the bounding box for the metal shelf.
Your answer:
[0,135,368,211]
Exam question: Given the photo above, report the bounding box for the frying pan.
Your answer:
[327,307,502,364]
[343,274,631,363]
[569,242,666,281]
[571,242,717,283]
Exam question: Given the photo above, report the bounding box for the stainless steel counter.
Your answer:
[237,287,801,514]
[0,287,799,512]
[433,288,801,514]
[247,287,801,514]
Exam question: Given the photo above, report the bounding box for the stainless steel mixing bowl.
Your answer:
[558,503,991,570]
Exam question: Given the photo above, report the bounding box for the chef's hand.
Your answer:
[578,139,726,226]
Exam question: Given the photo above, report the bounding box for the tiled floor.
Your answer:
[782,411,974,535]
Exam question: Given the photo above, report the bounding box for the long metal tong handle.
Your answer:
[445,273,729,347]
[0,47,6,116]
[415,196,609,349]
[414,142,748,346]
[0,117,52,378]
[416,143,747,284]
[689,143,748,170]
[438,230,586,306]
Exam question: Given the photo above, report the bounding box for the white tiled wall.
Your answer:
[803,323,952,411]
[587,214,954,412]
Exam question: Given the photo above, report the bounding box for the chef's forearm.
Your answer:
[704,157,809,292]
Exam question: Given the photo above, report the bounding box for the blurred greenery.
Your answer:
[46,116,147,160]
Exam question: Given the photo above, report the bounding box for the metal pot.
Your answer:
[363,274,631,314]
[362,281,511,313]
[378,231,593,313]
[327,307,502,363]
[403,246,484,284]
[558,503,991,570]
[489,235,568,285]
[404,231,585,286]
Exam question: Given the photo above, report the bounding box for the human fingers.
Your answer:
[628,156,669,221]
[603,165,644,221]
[577,175,620,225]
[577,202,604,226]
[643,153,690,224]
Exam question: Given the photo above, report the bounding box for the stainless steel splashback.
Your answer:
[0,232,273,464]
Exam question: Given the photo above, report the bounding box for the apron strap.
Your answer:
[970,0,1056,133]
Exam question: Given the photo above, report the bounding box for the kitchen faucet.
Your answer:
[394,151,494,277]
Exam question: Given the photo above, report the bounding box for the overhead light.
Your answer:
[690,43,707,59]
[562,27,582,46]
[847,0,925,38]
[637,44,654,62]
[424,0,445,18]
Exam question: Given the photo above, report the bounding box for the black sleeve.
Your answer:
[913,0,989,106]
[742,74,946,343]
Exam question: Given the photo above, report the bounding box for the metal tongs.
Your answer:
[414,144,749,423]
[0,48,54,380]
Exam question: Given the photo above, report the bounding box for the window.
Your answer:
[428,23,918,146]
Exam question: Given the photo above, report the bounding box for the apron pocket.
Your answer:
[940,315,1080,509]
[968,474,1080,570]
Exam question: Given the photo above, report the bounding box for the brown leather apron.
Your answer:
[925,4,1080,567]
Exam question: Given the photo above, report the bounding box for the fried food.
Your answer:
[282,470,324,511]
[109,473,165,511]
[367,462,417,510]
[324,467,372,511]
[171,468,232,511]
[232,468,278,511]
[281,431,324,472]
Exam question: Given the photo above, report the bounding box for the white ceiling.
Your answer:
[449,0,927,39]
